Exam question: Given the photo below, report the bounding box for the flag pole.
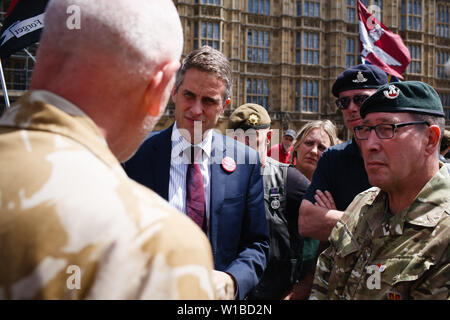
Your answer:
[23,48,36,63]
[0,59,10,109]
[0,22,10,109]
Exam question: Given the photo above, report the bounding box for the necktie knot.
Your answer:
[185,146,203,164]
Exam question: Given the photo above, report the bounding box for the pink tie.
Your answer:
[186,148,206,232]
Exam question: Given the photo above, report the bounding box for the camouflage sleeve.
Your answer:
[309,245,334,299]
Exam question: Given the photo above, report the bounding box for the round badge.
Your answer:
[271,199,280,210]
[221,157,236,173]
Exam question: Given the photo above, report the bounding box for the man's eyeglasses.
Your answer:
[335,95,369,110]
[353,121,430,140]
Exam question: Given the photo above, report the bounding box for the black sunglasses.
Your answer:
[335,94,370,110]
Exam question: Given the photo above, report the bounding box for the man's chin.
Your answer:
[367,173,388,189]
[117,147,136,163]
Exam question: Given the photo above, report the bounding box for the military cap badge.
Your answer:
[383,85,400,99]
[247,113,259,127]
[352,71,368,83]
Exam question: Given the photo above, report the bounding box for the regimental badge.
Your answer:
[247,114,259,127]
[352,71,368,83]
[383,85,400,99]
[386,288,402,300]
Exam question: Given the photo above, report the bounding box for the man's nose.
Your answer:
[363,128,381,152]
[347,97,360,112]
[190,99,203,115]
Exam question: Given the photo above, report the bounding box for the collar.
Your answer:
[171,122,212,162]
[0,90,119,170]
[349,137,362,156]
[369,163,450,236]
[29,90,90,118]
[405,162,450,227]
[363,163,450,237]
[280,144,291,155]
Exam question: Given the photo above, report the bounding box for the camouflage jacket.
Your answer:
[0,91,215,299]
[310,164,450,300]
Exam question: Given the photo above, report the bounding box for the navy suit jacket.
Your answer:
[124,124,269,299]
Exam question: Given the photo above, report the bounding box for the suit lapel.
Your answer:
[151,124,173,201]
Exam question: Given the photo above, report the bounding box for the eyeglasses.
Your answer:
[353,121,429,140]
[335,95,369,110]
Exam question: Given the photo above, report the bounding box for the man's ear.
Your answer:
[170,84,177,105]
[221,97,231,114]
[425,125,441,155]
[144,60,180,117]
[267,129,273,144]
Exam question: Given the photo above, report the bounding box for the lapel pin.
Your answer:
[221,156,236,173]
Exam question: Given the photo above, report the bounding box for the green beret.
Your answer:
[228,103,271,130]
[360,81,445,119]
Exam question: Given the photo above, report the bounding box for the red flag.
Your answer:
[357,0,410,79]
[5,0,20,17]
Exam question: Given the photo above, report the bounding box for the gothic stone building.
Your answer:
[161,0,450,141]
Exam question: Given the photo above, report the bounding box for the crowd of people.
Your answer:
[0,0,448,300]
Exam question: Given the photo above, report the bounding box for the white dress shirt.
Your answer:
[168,122,212,234]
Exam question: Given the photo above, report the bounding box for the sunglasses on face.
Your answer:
[335,94,370,110]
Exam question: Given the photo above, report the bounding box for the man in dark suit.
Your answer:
[124,46,269,300]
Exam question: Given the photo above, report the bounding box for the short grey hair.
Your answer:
[174,46,232,102]
[409,113,446,150]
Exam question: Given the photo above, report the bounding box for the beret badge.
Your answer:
[247,114,259,126]
[352,71,368,83]
[360,81,445,119]
[383,85,400,99]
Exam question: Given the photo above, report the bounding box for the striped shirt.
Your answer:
[168,122,212,234]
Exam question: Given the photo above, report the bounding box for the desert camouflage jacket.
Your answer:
[310,164,450,300]
[0,90,215,299]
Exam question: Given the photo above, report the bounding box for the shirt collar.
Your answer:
[349,137,362,155]
[369,163,450,235]
[29,90,90,118]
[1,90,119,170]
[171,122,213,162]
[405,162,450,227]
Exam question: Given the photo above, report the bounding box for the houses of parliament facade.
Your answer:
[0,0,449,139]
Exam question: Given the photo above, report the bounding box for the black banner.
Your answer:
[0,0,49,58]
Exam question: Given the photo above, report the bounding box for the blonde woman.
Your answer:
[290,120,339,180]
[286,120,338,299]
